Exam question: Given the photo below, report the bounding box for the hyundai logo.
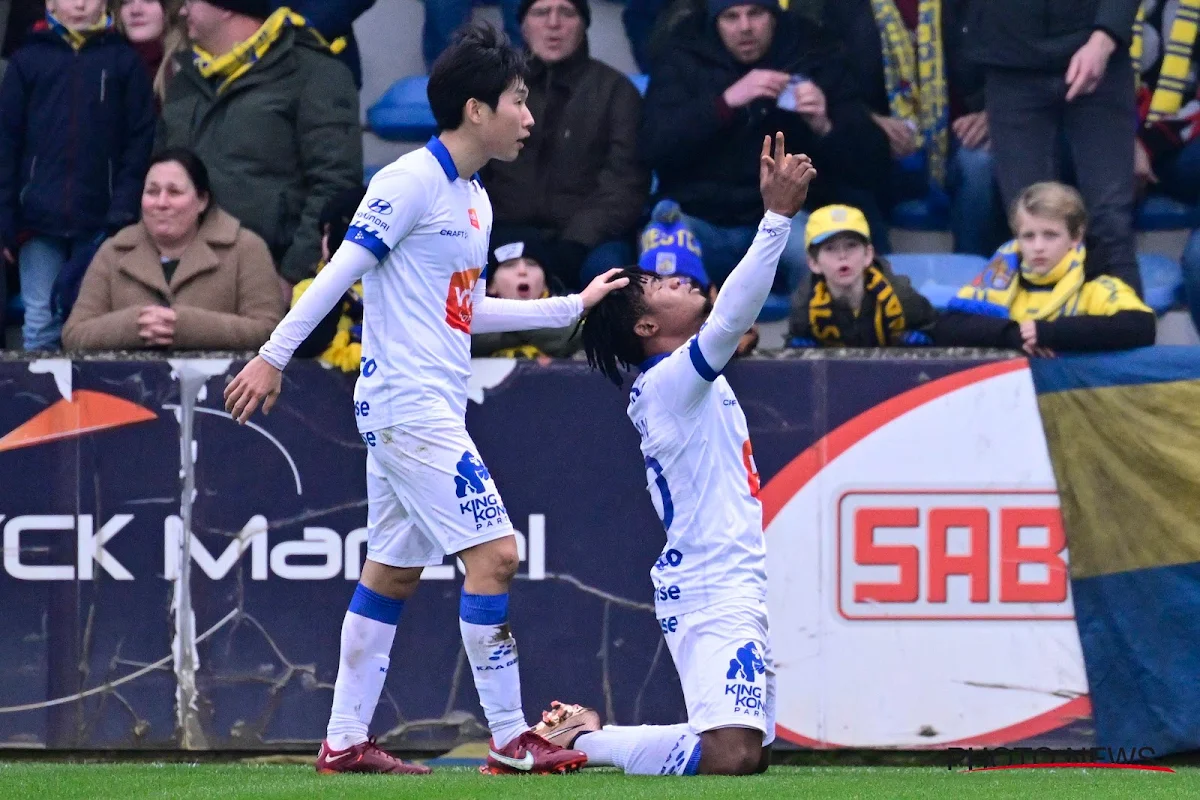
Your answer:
[367,199,393,215]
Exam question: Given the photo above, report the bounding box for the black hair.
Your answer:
[318,185,368,253]
[147,147,214,217]
[581,269,652,387]
[427,23,529,132]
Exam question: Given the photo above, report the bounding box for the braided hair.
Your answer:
[581,269,652,387]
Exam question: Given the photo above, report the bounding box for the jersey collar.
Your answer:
[425,136,481,184]
[640,353,670,372]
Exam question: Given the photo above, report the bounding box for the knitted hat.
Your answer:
[518,0,591,28]
[708,0,782,21]
[203,0,273,20]
[638,200,710,290]
[488,228,553,273]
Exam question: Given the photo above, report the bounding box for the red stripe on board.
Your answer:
[965,763,1175,773]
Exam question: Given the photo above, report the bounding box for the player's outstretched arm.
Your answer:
[223,239,378,423]
[471,268,630,334]
[694,133,815,375]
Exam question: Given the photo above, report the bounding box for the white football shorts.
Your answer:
[362,418,514,568]
[661,597,775,744]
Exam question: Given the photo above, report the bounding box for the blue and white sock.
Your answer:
[459,591,528,748]
[575,724,702,775]
[325,584,404,750]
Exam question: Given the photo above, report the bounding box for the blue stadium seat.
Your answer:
[889,197,949,231]
[1137,253,1184,315]
[759,292,791,323]
[629,73,649,97]
[367,76,437,142]
[1136,195,1199,232]
[886,253,989,310]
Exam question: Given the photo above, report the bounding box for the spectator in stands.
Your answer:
[471,229,583,357]
[822,0,1005,257]
[971,0,1143,294]
[935,182,1155,353]
[278,1,375,89]
[0,0,155,351]
[116,0,167,77]
[639,0,889,293]
[63,148,283,350]
[1131,2,1200,331]
[638,199,759,353]
[787,204,935,347]
[158,0,362,286]
[290,185,367,372]
[424,0,522,69]
[482,0,649,290]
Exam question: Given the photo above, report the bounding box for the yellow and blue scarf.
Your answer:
[951,241,1090,321]
[193,7,345,94]
[869,0,949,185]
[46,11,114,52]
[1132,0,1200,123]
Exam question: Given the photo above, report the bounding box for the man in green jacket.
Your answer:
[158,0,362,284]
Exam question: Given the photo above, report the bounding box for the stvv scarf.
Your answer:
[869,0,950,185]
[951,241,1090,321]
[193,7,345,94]
[1132,0,1200,123]
[46,12,114,52]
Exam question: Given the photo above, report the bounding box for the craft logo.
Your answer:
[445,267,482,334]
[838,490,1071,621]
[946,747,1172,773]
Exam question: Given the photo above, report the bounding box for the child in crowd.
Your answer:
[471,229,582,358]
[0,0,155,350]
[291,185,367,371]
[936,182,1156,354]
[788,204,935,347]
[638,200,759,355]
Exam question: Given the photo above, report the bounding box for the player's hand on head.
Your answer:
[759,132,816,218]
[223,355,284,424]
[580,267,631,311]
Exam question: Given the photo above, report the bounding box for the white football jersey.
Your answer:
[629,337,766,619]
[344,138,492,432]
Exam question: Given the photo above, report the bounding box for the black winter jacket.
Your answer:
[967,0,1140,72]
[639,11,889,227]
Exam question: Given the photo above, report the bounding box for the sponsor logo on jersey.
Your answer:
[468,208,480,230]
[725,641,767,716]
[455,451,510,530]
[367,198,393,215]
[445,267,482,334]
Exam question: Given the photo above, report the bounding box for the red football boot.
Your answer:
[316,738,432,775]
[480,730,588,775]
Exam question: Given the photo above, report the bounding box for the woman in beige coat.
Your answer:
[63,148,283,351]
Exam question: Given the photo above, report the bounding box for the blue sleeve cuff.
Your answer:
[688,336,720,382]
[345,224,390,261]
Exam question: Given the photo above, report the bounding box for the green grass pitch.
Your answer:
[2,763,1197,800]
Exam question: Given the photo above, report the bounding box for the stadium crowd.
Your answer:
[0,0,1184,359]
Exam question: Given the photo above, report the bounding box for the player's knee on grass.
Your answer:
[359,560,423,600]
[459,536,520,593]
[698,727,764,776]
[756,743,771,774]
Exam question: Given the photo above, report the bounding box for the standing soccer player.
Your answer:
[535,133,813,776]
[223,25,628,776]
